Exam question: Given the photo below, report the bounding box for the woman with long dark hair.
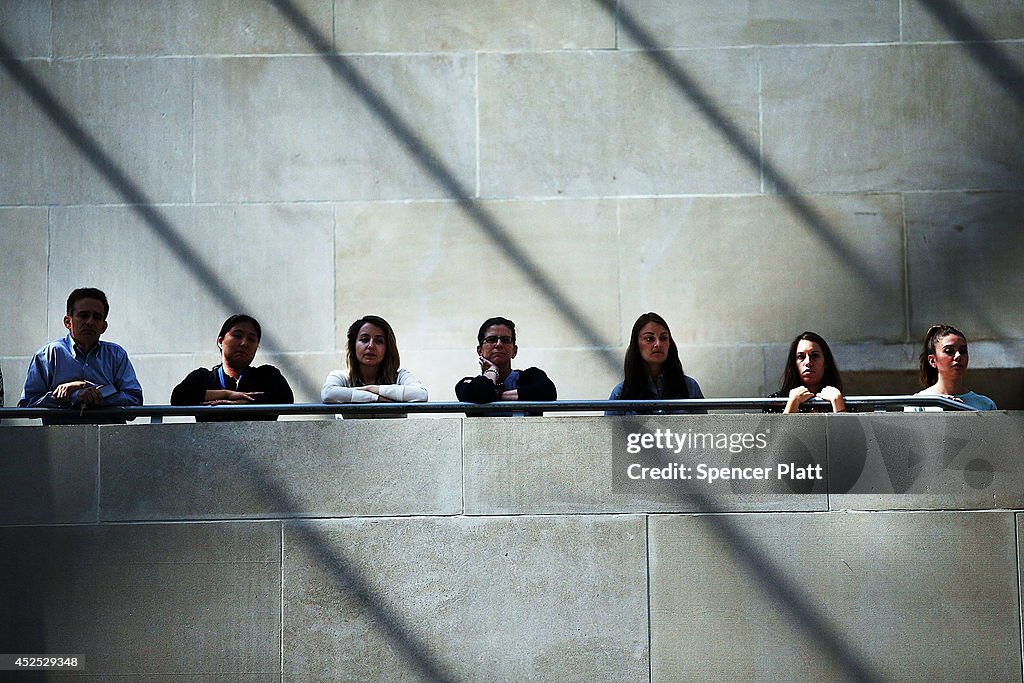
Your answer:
[910,324,996,410]
[321,315,427,404]
[606,312,704,415]
[767,331,845,413]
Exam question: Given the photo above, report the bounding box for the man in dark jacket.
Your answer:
[455,316,556,415]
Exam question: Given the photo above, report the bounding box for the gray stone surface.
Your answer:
[0,208,48,356]
[619,194,905,344]
[479,50,760,197]
[902,0,1024,41]
[99,420,463,520]
[619,0,899,48]
[374,347,465,403]
[53,0,331,56]
[0,0,51,58]
[0,425,97,524]
[246,351,341,406]
[0,58,192,204]
[283,515,648,682]
[0,521,280,677]
[649,512,1021,681]
[464,416,827,514]
[906,191,1024,340]
[334,199,620,351]
[195,55,476,202]
[827,412,1024,510]
[677,343,768,399]
[519,346,622,401]
[47,205,335,355]
[762,44,1024,192]
[0,357,30,411]
[335,0,614,51]
[49,677,278,683]
[128,353,209,412]
[1,0,1021,672]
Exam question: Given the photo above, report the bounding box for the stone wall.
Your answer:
[2,412,1023,680]
[1,1,1022,409]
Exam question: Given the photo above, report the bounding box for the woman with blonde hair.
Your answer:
[321,315,427,403]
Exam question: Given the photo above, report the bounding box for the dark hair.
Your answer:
[477,317,516,345]
[779,331,843,393]
[66,288,109,317]
[347,315,400,385]
[218,314,262,342]
[918,323,966,387]
[621,312,691,400]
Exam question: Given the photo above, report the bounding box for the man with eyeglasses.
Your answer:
[455,316,556,414]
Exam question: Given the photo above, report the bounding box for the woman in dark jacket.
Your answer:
[171,314,293,421]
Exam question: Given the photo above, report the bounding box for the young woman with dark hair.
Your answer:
[909,324,996,411]
[321,315,427,404]
[171,314,293,421]
[767,331,845,413]
[606,312,704,416]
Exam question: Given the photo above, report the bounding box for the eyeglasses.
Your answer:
[482,335,514,346]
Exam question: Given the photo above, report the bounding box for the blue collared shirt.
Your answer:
[19,334,143,409]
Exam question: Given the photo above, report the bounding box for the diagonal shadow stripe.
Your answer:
[252,461,458,683]
[268,0,621,374]
[597,0,891,296]
[0,35,321,401]
[629,415,882,681]
[605,0,1017,355]
[915,0,1024,109]
[905,1,1024,339]
[272,2,884,679]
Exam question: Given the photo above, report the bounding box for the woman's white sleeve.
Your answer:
[377,368,429,403]
[321,370,377,403]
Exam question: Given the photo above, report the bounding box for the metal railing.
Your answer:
[0,395,976,422]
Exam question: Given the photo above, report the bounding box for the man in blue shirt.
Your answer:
[19,288,143,423]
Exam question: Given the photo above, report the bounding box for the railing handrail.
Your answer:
[0,395,977,421]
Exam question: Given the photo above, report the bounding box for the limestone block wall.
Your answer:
[2,413,1024,681]
[0,1,1022,409]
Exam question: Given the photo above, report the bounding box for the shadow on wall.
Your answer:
[266,0,622,375]
[1,0,1021,677]
[589,0,891,298]
[916,0,1024,108]
[0,35,322,403]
